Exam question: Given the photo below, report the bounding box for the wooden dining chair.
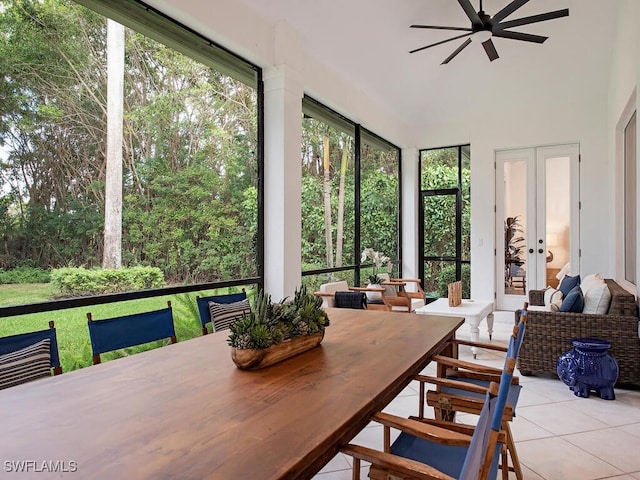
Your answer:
[413,308,528,479]
[0,321,62,390]
[341,357,517,480]
[196,289,249,335]
[87,302,177,364]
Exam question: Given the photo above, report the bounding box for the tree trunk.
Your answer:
[335,138,349,267]
[322,135,333,268]
[103,19,125,269]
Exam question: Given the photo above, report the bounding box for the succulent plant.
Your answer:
[227,285,329,350]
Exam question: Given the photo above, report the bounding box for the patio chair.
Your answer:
[378,273,426,312]
[314,281,392,311]
[87,302,177,365]
[0,321,62,390]
[341,357,517,480]
[414,307,528,479]
[196,290,249,335]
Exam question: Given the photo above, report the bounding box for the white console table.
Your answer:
[415,298,494,358]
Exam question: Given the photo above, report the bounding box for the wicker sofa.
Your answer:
[514,279,640,387]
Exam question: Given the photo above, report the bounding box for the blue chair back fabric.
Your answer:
[196,291,247,329]
[88,307,176,356]
[0,323,61,370]
[334,291,367,309]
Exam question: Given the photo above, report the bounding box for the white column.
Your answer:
[401,147,419,279]
[263,64,303,300]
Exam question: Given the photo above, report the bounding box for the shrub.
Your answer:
[50,266,165,297]
[436,264,471,299]
[0,267,51,284]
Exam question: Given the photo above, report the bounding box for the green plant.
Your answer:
[505,216,526,284]
[0,267,51,284]
[50,266,165,297]
[436,264,471,299]
[227,286,329,350]
[360,248,391,284]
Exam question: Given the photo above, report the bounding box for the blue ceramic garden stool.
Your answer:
[557,338,619,400]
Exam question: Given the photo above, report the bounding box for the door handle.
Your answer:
[538,248,544,254]
[529,248,534,254]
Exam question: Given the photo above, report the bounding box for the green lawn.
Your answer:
[0,284,247,372]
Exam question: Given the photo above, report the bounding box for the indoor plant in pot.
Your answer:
[361,247,392,302]
[227,286,330,369]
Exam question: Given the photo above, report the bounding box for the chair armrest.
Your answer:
[430,355,505,376]
[313,291,335,297]
[414,374,490,395]
[372,412,471,447]
[451,338,508,353]
[528,289,545,306]
[341,444,457,480]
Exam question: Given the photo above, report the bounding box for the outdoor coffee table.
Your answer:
[415,298,494,358]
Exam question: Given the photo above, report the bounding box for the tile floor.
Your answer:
[314,311,640,480]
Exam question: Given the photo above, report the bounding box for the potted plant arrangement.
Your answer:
[361,247,392,302]
[227,286,330,370]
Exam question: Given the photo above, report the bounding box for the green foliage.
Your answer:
[50,266,165,296]
[436,264,471,299]
[0,1,259,283]
[227,286,329,350]
[0,267,50,284]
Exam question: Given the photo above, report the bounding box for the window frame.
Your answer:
[300,96,402,286]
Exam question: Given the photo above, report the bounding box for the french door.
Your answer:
[496,144,580,310]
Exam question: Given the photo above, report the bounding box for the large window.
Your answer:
[0,0,262,310]
[419,145,470,297]
[301,97,400,288]
[624,111,637,285]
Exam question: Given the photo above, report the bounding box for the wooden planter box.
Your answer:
[231,330,325,370]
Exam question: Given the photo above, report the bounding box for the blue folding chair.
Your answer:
[341,358,517,480]
[0,321,62,389]
[414,307,528,479]
[196,290,249,335]
[87,302,177,364]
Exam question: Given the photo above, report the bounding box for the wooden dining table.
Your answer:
[0,308,463,479]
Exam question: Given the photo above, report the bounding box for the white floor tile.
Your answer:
[517,436,624,480]
[564,427,640,473]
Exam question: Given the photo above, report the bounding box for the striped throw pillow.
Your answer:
[0,338,52,390]
[208,299,251,332]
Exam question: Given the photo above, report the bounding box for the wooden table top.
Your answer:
[0,308,463,479]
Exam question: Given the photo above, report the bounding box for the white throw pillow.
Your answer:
[543,287,564,308]
[581,273,604,296]
[582,281,611,314]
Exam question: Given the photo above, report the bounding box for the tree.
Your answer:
[103,18,125,269]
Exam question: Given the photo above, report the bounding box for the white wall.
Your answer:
[607,0,640,296]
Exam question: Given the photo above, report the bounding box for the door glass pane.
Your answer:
[545,156,571,288]
[504,161,527,295]
[461,145,471,261]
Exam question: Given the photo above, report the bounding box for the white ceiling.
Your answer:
[232,0,619,129]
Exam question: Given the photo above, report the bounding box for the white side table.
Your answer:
[415,298,494,358]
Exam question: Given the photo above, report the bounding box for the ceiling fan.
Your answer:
[410,0,569,64]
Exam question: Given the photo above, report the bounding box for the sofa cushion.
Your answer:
[582,277,611,315]
[559,285,584,313]
[558,274,581,297]
[581,273,604,296]
[543,287,564,308]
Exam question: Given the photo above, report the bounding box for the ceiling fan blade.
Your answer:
[410,24,473,32]
[496,9,569,30]
[492,0,530,24]
[492,30,548,43]
[457,0,483,27]
[409,32,472,54]
[482,39,499,61]
[442,38,472,64]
